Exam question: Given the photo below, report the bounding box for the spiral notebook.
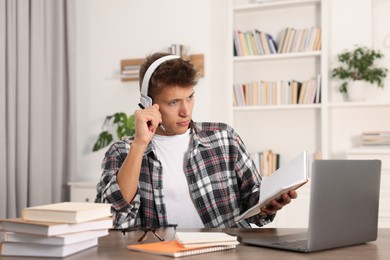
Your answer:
[127,240,236,258]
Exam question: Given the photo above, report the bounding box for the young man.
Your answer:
[95,52,297,229]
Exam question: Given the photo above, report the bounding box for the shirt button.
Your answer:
[156,186,161,190]
[160,210,164,213]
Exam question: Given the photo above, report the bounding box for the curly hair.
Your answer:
[139,52,199,99]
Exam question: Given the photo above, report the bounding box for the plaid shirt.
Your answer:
[95,122,274,229]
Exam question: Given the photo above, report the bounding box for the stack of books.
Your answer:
[362,131,390,145]
[127,232,239,257]
[277,27,321,53]
[233,29,278,56]
[233,76,321,107]
[121,64,140,80]
[251,150,280,177]
[0,202,113,258]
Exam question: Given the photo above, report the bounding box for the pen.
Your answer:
[138,103,167,132]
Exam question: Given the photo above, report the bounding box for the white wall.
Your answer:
[328,0,390,158]
[75,0,229,181]
[75,0,390,182]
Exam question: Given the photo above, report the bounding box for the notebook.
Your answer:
[239,159,382,253]
[175,232,239,248]
[127,240,236,258]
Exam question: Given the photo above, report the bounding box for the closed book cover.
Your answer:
[0,238,98,257]
[0,217,113,236]
[175,232,239,248]
[23,202,112,223]
[0,229,108,245]
[236,151,309,222]
[127,240,236,258]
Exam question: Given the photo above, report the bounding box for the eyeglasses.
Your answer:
[121,224,177,243]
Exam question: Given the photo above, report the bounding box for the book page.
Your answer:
[236,151,308,222]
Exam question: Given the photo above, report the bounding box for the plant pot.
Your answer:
[346,80,367,101]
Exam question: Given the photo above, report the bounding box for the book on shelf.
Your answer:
[266,33,278,54]
[253,29,265,55]
[233,30,243,56]
[0,229,108,245]
[121,70,139,75]
[313,28,322,51]
[315,74,321,103]
[22,202,112,223]
[362,131,390,145]
[233,78,321,107]
[238,30,249,56]
[251,150,279,177]
[0,217,113,236]
[127,240,236,258]
[237,151,309,222]
[0,237,98,257]
[259,31,271,55]
[298,81,307,104]
[175,232,239,248]
[245,31,256,55]
[123,65,140,70]
[362,131,390,136]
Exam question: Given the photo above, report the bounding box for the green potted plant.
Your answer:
[331,45,388,101]
[92,112,135,152]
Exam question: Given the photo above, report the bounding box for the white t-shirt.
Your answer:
[152,130,204,228]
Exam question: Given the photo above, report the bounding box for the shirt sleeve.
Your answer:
[94,141,141,229]
[233,133,275,226]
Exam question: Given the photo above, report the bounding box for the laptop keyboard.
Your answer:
[273,239,308,248]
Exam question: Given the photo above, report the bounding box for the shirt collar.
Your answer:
[190,121,212,149]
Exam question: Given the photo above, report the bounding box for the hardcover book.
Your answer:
[0,217,113,236]
[0,238,98,257]
[22,202,112,223]
[0,229,108,245]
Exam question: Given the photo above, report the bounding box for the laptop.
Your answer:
[239,159,382,252]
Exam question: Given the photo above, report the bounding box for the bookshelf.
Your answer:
[229,0,390,228]
[120,54,205,82]
[229,0,328,163]
[229,0,327,228]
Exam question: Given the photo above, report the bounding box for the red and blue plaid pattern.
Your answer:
[95,122,273,229]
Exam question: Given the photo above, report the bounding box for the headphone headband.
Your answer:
[140,55,181,107]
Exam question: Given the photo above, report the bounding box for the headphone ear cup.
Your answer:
[140,94,153,108]
[140,55,180,108]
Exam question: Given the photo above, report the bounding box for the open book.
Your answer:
[236,151,309,222]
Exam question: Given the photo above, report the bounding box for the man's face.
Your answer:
[153,85,195,136]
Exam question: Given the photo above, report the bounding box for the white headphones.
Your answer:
[140,55,181,108]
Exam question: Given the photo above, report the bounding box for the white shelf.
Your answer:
[233,0,320,12]
[233,103,321,111]
[233,51,321,62]
[328,101,390,108]
[347,146,390,154]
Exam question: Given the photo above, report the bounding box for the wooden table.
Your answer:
[1,228,389,259]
